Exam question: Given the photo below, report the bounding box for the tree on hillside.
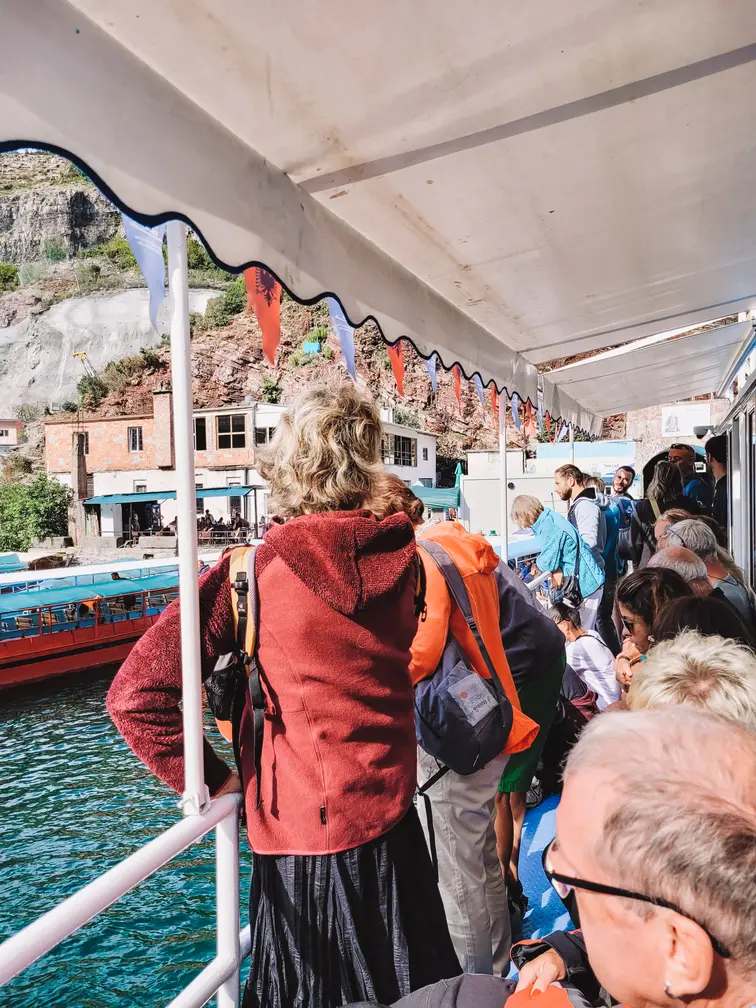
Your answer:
[0,475,71,551]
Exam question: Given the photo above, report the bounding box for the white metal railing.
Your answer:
[0,222,244,1008]
[0,794,246,1004]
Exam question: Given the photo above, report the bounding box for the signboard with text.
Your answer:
[661,403,711,438]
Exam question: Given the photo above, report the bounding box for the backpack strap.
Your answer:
[229,545,264,809]
[417,540,508,704]
[649,496,662,521]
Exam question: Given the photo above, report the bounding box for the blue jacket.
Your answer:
[596,492,622,580]
[683,475,713,514]
[533,508,604,598]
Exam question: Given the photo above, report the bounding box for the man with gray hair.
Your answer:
[667,519,756,633]
[647,546,712,596]
[535,708,756,1008]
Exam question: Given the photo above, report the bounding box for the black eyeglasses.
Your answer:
[542,839,731,959]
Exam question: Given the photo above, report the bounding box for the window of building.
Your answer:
[0,429,8,438]
[216,414,246,449]
[422,447,428,461]
[254,426,277,445]
[196,483,204,515]
[86,474,95,498]
[194,417,207,451]
[79,431,89,455]
[419,478,433,487]
[227,477,242,514]
[382,434,417,467]
[128,426,143,453]
[134,482,147,493]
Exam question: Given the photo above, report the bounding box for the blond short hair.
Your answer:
[257,379,382,517]
[566,708,756,972]
[628,630,756,732]
[511,494,543,529]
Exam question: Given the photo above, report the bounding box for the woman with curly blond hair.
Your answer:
[107,378,460,1008]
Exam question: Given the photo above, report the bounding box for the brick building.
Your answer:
[45,394,437,541]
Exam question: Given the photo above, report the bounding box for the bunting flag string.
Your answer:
[473,374,485,408]
[121,215,166,331]
[511,392,521,431]
[326,298,356,379]
[524,401,538,439]
[424,352,438,393]
[387,341,405,397]
[453,364,462,411]
[244,267,282,365]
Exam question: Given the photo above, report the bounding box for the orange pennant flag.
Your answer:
[386,342,405,397]
[453,365,462,411]
[545,410,552,440]
[524,400,538,439]
[491,385,498,423]
[244,267,282,365]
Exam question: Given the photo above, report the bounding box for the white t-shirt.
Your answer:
[565,632,621,710]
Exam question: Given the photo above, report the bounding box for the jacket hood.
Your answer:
[263,510,416,616]
[418,520,499,576]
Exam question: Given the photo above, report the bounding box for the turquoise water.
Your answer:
[1,668,250,1008]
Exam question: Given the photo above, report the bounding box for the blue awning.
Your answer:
[0,553,25,573]
[412,487,460,509]
[85,492,176,505]
[85,486,264,505]
[196,486,264,499]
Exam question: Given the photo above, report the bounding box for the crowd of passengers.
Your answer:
[106,380,756,1008]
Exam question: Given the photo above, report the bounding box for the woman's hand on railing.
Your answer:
[214,770,242,798]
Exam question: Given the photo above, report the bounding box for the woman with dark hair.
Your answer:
[614,567,692,693]
[630,460,698,568]
[651,594,752,647]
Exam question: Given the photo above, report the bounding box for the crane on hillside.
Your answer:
[72,351,98,378]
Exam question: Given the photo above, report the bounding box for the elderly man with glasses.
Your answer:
[511,708,756,1008]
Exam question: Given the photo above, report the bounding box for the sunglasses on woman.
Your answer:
[542,839,731,959]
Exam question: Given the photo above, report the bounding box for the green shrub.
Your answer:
[19,262,49,286]
[321,344,334,360]
[0,263,19,293]
[189,311,206,337]
[83,235,137,270]
[260,377,281,404]
[44,236,68,262]
[204,277,246,327]
[2,454,32,481]
[186,237,214,271]
[60,400,79,413]
[139,347,162,369]
[77,373,109,409]
[0,474,72,551]
[14,404,43,424]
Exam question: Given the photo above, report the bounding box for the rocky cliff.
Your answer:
[0,150,550,467]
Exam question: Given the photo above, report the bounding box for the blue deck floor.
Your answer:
[517,793,574,939]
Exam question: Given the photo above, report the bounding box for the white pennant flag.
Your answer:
[122,214,167,331]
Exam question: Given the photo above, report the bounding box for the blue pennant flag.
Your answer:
[425,352,438,392]
[557,423,568,443]
[121,215,166,331]
[473,374,485,407]
[537,395,544,431]
[327,298,356,379]
[511,392,521,430]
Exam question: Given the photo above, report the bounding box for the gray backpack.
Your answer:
[415,540,514,786]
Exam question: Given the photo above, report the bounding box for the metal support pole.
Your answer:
[499,397,509,562]
[168,220,210,816]
[569,423,575,464]
[215,809,241,1008]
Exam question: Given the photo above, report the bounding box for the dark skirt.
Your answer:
[244,806,462,1008]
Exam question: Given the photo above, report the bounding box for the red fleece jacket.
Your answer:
[107,510,420,855]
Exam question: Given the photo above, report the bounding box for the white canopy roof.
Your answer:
[3,0,756,431]
[545,320,754,417]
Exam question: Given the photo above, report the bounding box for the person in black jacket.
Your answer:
[630,461,697,567]
[705,435,728,541]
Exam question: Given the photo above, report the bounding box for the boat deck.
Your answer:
[518,793,573,943]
